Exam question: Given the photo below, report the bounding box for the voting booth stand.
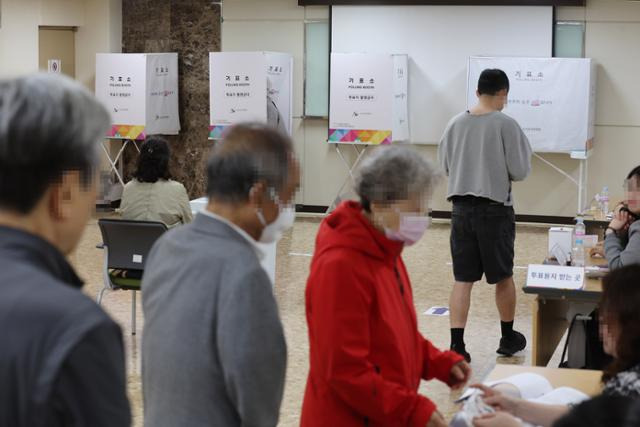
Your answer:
[328,53,409,212]
[95,53,180,196]
[468,57,596,212]
[208,51,293,139]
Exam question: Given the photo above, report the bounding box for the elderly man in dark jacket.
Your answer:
[0,74,131,427]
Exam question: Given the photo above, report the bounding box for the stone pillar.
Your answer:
[121,0,221,198]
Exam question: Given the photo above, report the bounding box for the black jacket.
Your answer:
[0,226,131,426]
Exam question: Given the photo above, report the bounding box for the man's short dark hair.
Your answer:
[206,123,293,203]
[0,74,110,214]
[477,69,510,96]
[134,137,172,183]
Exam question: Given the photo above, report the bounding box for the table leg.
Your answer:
[532,297,570,367]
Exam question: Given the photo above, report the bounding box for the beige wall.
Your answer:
[0,0,41,76]
[222,0,640,217]
[0,0,121,88]
[39,28,76,77]
[0,0,122,179]
[75,0,122,90]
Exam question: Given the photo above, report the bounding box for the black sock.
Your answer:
[451,328,465,348]
[501,320,514,338]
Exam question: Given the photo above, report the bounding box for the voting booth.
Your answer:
[95,53,180,193]
[209,51,293,139]
[329,52,409,144]
[467,57,596,153]
[468,57,597,211]
[96,53,180,140]
[326,52,409,211]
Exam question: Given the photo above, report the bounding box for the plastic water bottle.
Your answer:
[589,193,601,215]
[572,217,586,267]
[601,186,610,216]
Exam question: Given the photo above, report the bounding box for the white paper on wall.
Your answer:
[467,57,596,153]
[48,59,61,74]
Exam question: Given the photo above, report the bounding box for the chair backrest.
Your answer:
[98,219,168,270]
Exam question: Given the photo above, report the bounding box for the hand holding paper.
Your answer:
[471,384,519,415]
[450,361,472,390]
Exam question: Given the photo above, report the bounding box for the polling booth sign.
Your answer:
[95,53,180,141]
[329,52,395,145]
[467,57,596,153]
[209,51,293,139]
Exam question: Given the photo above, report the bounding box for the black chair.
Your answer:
[96,219,168,335]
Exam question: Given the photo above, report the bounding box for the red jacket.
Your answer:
[301,201,463,427]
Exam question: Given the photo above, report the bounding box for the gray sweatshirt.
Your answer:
[438,111,532,206]
[605,220,640,269]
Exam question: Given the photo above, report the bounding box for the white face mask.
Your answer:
[256,204,295,244]
[384,213,431,246]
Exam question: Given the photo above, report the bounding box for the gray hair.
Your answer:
[0,73,110,213]
[206,123,294,203]
[354,145,441,211]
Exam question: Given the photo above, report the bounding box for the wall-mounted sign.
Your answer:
[47,59,61,74]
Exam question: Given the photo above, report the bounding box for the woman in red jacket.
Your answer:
[301,145,471,427]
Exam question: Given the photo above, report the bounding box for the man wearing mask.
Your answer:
[141,123,300,427]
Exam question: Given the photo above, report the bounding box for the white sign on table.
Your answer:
[526,264,585,290]
[467,57,596,153]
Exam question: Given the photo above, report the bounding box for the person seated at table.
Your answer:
[605,166,640,269]
[474,395,640,427]
[553,395,640,427]
[301,145,471,427]
[120,136,192,228]
[470,264,640,427]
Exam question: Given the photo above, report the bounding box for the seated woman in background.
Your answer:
[605,165,640,269]
[120,137,192,228]
[472,264,640,427]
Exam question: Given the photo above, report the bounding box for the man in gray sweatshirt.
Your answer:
[438,69,532,362]
[142,123,300,427]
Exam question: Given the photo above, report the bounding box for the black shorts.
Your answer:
[450,196,515,284]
